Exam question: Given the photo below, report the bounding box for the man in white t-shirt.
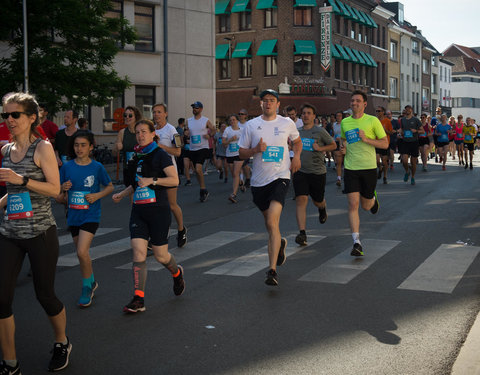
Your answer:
[237,108,251,189]
[153,103,187,247]
[239,89,302,286]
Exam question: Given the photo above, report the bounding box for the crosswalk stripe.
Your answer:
[57,228,121,246]
[299,239,400,284]
[116,231,254,271]
[398,244,480,294]
[205,234,325,277]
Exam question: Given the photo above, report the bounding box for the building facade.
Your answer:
[438,57,453,114]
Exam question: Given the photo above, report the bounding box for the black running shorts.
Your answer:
[343,168,377,199]
[251,178,289,212]
[293,171,326,203]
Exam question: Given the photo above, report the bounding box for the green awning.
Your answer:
[327,0,341,15]
[358,51,373,67]
[359,10,374,27]
[294,40,317,55]
[231,0,250,13]
[335,0,351,18]
[294,0,317,7]
[216,44,230,60]
[344,3,360,22]
[352,8,369,26]
[360,51,378,67]
[256,0,277,9]
[215,0,230,15]
[256,39,278,56]
[352,49,367,65]
[334,44,351,61]
[344,46,359,63]
[331,44,342,59]
[364,13,378,28]
[232,42,252,58]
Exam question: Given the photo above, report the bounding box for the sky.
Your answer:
[392,0,480,53]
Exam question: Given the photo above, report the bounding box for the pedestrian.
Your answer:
[55,109,78,166]
[112,120,185,313]
[418,113,432,172]
[38,103,59,145]
[340,90,388,256]
[400,105,422,185]
[435,114,451,170]
[238,89,302,286]
[0,92,72,373]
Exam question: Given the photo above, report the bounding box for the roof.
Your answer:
[441,56,480,74]
[443,44,480,59]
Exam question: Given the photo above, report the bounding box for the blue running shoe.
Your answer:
[78,281,98,307]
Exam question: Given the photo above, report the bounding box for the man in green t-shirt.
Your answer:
[293,103,336,246]
[340,90,388,256]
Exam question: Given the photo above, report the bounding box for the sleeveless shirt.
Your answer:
[188,116,209,151]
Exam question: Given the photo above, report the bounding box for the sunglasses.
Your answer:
[1,111,27,119]
[238,113,247,116]
[375,110,383,112]
[123,113,134,118]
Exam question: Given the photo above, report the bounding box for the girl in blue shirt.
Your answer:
[57,130,114,307]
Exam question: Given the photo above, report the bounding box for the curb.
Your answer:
[451,311,480,374]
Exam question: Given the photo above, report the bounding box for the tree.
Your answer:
[0,0,137,114]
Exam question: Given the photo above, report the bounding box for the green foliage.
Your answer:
[0,0,137,114]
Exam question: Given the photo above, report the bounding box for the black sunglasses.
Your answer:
[123,113,133,118]
[1,111,27,119]
[238,113,247,116]
[375,110,383,112]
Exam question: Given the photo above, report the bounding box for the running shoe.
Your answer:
[336,179,341,187]
[228,194,238,203]
[370,190,379,214]
[422,166,427,172]
[351,243,364,257]
[265,269,278,286]
[48,337,72,372]
[239,181,246,192]
[411,177,415,186]
[177,227,187,248]
[403,172,410,182]
[200,189,209,202]
[383,177,388,184]
[318,207,328,224]
[184,180,192,186]
[123,296,145,313]
[442,165,446,171]
[295,232,307,246]
[277,238,287,266]
[173,265,185,296]
[219,171,223,180]
[78,281,98,308]
[435,156,438,163]
[0,361,21,375]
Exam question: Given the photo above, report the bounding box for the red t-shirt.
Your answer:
[0,121,11,187]
[40,119,59,141]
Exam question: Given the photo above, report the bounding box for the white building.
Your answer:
[438,58,453,111]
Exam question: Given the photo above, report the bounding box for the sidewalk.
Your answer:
[451,310,480,374]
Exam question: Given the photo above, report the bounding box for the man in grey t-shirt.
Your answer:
[400,105,423,185]
[293,103,336,246]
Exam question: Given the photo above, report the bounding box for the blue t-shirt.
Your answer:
[436,124,451,143]
[60,160,112,226]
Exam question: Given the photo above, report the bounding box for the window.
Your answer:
[343,61,349,81]
[294,7,312,26]
[432,74,437,94]
[412,92,415,110]
[335,15,341,33]
[135,86,155,119]
[135,3,154,52]
[240,10,252,30]
[294,55,312,75]
[105,1,123,47]
[440,66,443,81]
[382,27,386,49]
[335,59,341,80]
[344,19,349,37]
[401,46,404,64]
[407,48,410,65]
[102,94,124,132]
[350,23,355,39]
[219,14,231,33]
[360,65,365,85]
[358,26,362,42]
[265,56,277,76]
[265,7,277,28]
[389,77,398,98]
[439,88,442,102]
[219,60,231,79]
[406,75,410,96]
[422,58,429,74]
[240,58,252,78]
[400,73,404,100]
[416,64,420,81]
[352,63,356,84]
[382,63,386,91]
[412,40,419,54]
[390,41,398,61]
[412,64,415,81]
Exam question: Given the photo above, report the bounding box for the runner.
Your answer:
[238,89,302,285]
[448,116,457,160]
[375,107,393,184]
[463,117,476,170]
[238,109,252,189]
[340,90,388,256]
[153,103,187,247]
[293,103,336,246]
[57,130,114,307]
[182,127,193,186]
[186,101,216,202]
[332,111,344,186]
[112,119,185,313]
[223,114,244,203]
[418,113,432,172]
[400,105,422,185]
[214,122,228,183]
[435,114,451,170]
[0,92,71,373]
[55,109,78,166]
[454,117,465,166]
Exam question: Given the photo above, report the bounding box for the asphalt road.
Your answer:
[10,155,480,375]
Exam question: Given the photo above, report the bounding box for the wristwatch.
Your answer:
[152,177,158,186]
[21,176,29,187]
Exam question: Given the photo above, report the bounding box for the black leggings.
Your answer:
[0,225,64,318]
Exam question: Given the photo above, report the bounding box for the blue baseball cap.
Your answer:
[191,101,203,108]
[259,89,279,100]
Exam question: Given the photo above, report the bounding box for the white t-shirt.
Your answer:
[295,118,304,129]
[238,115,300,187]
[188,116,209,151]
[223,126,242,157]
[155,123,178,168]
[333,122,342,141]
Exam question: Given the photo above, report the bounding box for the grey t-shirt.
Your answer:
[298,125,334,175]
[401,116,422,142]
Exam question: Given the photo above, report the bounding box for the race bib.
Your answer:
[133,187,156,204]
[218,138,222,145]
[456,133,464,139]
[7,192,33,220]
[126,151,135,162]
[345,129,360,144]
[404,130,413,138]
[68,191,90,210]
[191,135,201,144]
[301,138,315,151]
[60,155,68,164]
[262,146,284,162]
[465,134,472,141]
[228,142,239,153]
